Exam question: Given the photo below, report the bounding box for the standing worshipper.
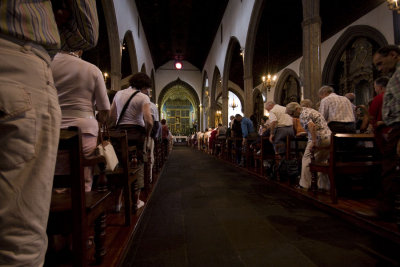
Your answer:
[0,1,99,265]
[370,45,400,221]
[110,73,153,212]
[265,101,294,156]
[286,102,331,191]
[51,50,110,192]
[140,86,160,183]
[369,76,389,131]
[318,86,356,133]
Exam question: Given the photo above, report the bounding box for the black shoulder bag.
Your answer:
[116,90,140,126]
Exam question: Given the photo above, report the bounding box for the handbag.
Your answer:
[96,123,119,172]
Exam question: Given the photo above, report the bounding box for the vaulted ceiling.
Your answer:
[85,0,387,91]
[135,0,385,87]
[135,0,229,70]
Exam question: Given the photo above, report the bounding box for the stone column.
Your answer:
[222,95,229,126]
[243,75,253,117]
[199,104,203,131]
[302,0,321,105]
[110,71,121,92]
[209,104,216,129]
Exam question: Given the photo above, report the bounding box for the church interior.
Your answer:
[2,0,400,266]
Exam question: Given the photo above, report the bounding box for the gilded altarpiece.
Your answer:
[334,38,374,106]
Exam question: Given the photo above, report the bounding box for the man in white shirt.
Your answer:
[265,101,294,155]
[110,73,153,212]
[319,86,356,133]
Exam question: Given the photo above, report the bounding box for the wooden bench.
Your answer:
[309,133,382,203]
[253,136,275,177]
[48,128,112,266]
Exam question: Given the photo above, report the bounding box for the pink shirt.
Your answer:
[51,53,110,135]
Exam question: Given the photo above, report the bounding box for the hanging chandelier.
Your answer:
[262,74,277,92]
[387,0,400,13]
[230,97,238,110]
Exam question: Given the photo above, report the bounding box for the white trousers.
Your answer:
[0,37,61,266]
[300,138,331,190]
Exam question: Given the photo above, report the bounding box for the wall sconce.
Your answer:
[103,72,109,82]
[387,0,400,13]
[262,74,277,92]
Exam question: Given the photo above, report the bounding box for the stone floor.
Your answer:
[121,146,400,267]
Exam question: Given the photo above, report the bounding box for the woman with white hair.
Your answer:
[286,102,331,190]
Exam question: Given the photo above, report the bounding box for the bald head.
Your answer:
[344,93,355,103]
[264,101,275,111]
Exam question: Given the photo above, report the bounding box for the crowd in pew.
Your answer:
[2,2,400,262]
[190,54,400,225]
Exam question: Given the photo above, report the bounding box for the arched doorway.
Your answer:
[253,89,264,126]
[274,69,301,106]
[158,79,200,135]
[322,25,388,105]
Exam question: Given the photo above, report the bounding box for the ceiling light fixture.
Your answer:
[175,61,182,70]
[230,97,238,110]
[262,74,277,92]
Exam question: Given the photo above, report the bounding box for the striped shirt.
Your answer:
[0,0,98,51]
[383,62,400,126]
[319,93,355,123]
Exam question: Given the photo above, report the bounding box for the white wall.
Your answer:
[113,0,154,77]
[203,0,256,92]
[155,60,202,101]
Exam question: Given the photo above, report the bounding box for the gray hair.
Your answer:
[286,102,301,116]
[300,99,313,108]
[318,85,333,96]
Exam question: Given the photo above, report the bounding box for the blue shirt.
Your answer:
[241,117,255,138]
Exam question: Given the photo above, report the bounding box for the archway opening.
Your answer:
[159,79,200,136]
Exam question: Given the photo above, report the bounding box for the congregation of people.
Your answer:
[191,46,400,225]
[1,0,400,264]
[0,2,173,265]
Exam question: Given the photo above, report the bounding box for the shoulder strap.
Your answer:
[116,90,140,126]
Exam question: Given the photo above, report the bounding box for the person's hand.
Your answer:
[269,134,274,143]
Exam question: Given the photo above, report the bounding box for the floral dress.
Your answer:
[299,108,331,145]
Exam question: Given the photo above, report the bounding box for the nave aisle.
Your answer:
[122,146,399,266]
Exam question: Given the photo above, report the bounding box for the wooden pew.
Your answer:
[253,136,276,177]
[214,138,226,158]
[48,128,112,266]
[309,133,382,203]
[107,130,135,226]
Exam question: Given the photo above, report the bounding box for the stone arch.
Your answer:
[158,78,200,133]
[122,30,139,76]
[223,36,244,122]
[101,0,121,91]
[210,66,222,126]
[322,25,388,85]
[140,63,147,74]
[201,71,209,131]
[274,68,301,106]
[150,69,155,103]
[244,0,264,83]
[252,88,264,124]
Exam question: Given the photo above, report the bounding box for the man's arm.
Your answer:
[59,0,99,50]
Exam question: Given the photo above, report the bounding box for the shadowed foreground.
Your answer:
[122,146,399,267]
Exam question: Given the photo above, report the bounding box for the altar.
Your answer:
[173,136,188,145]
